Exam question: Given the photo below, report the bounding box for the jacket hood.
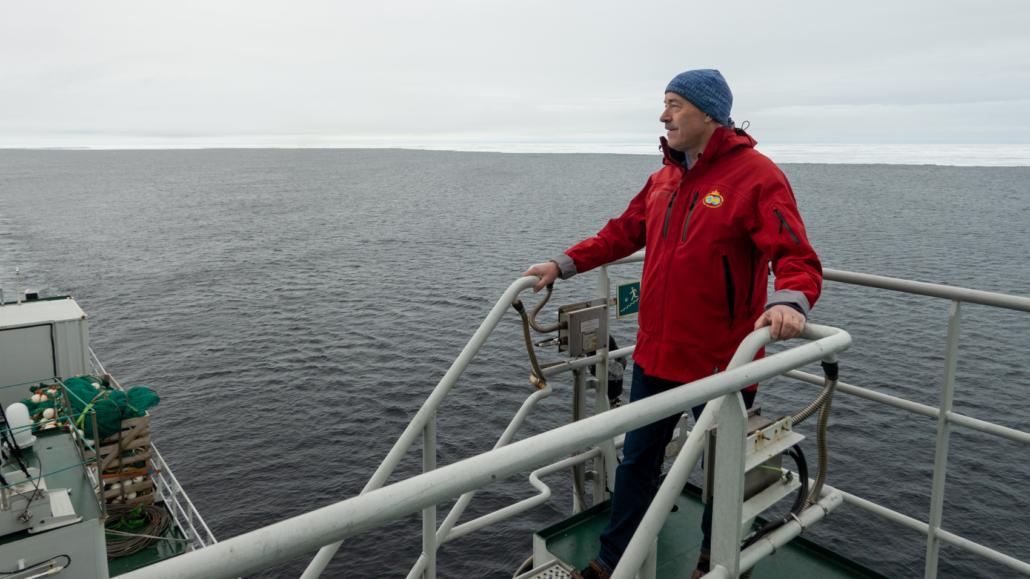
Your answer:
[661,127,757,169]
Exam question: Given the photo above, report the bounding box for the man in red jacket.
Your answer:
[523,69,821,579]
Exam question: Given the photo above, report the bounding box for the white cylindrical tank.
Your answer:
[4,403,35,448]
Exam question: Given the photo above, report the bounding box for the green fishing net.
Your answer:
[18,376,160,440]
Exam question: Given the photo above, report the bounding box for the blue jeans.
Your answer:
[596,364,756,572]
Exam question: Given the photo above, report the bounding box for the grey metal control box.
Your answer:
[557,298,609,358]
[702,407,788,504]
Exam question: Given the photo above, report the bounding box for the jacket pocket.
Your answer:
[773,209,801,246]
[680,191,700,243]
[722,255,735,328]
[662,191,678,238]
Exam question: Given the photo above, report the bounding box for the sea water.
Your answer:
[0,149,1028,578]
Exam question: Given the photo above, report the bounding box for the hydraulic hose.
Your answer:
[806,375,836,506]
[790,360,838,507]
[528,284,560,334]
[740,360,838,576]
[512,300,548,389]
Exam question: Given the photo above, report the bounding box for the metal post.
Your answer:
[925,300,961,579]
[91,411,106,519]
[710,392,747,579]
[636,538,657,579]
[594,266,616,503]
[572,369,588,513]
[423,412,437,579]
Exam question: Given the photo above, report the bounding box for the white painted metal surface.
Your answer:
[0,297,86,329]
[118,321,851,579]
[68,256,1030,579]
[710,392,748,579]
[0,298,89,401]
[610,325,844,579]
[0,325,55,391]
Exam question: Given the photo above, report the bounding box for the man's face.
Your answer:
[660,92,712,153]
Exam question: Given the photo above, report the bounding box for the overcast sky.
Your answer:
[2,0,1029,148]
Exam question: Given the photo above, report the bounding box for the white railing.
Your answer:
[115,254,852,579]
[151,443,218,549]
[116,254,1030,579]
[800,268,1030,579]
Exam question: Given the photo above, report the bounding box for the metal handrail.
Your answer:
[823,268,1030,313]
[817,268,1030,578]
[151,443,218,546]
[299,276,540,577]
[786,369,1030,445]
[117,324,851,579]
[304,270,635,578]
[124,256,1030,579]
[611,325,846,578]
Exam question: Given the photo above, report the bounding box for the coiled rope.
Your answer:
[105,503,178,559]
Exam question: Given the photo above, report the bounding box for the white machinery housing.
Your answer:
[0,297,90,409]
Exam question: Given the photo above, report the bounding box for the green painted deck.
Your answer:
[0,428,191,575]
[537,484,890,579]
[0,428,102,548]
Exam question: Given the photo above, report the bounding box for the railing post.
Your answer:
[594,265,617,503]
[925,300,961,579]
[636,538,657,579]
[710,392,748,579]
[423,412,437,579]
[572,369,589,513]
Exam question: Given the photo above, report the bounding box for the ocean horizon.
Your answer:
[3,140,1030,166]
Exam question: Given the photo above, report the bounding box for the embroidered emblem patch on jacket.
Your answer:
[703,191,724,208]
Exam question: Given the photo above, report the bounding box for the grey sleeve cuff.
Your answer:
[765,289,811,318]
[551,253,578,280]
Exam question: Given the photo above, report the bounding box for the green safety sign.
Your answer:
[616,280,641,319]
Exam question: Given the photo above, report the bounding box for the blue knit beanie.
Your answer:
[665,69,733,127]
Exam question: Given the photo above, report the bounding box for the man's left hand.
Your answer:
[755,305,806,340]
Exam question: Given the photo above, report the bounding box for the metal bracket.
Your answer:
[29,488,81,534]
[557,298,608,357]
[704,413,805,505]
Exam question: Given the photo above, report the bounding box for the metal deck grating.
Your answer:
[516,559,574,579]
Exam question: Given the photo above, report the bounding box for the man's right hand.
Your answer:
[522,262,560,293]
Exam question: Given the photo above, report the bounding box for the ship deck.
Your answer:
[0,428,191,576]
[536,483,890,579]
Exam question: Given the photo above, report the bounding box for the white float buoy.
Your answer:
[42,408,55,419]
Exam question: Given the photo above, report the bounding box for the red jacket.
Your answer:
[560,127,822,386]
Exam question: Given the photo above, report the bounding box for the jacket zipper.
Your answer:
[745,246,756,319]
[680,191,700,243]
[661,191,678,238]
[773,209,801,246]
[722,255,735,328]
